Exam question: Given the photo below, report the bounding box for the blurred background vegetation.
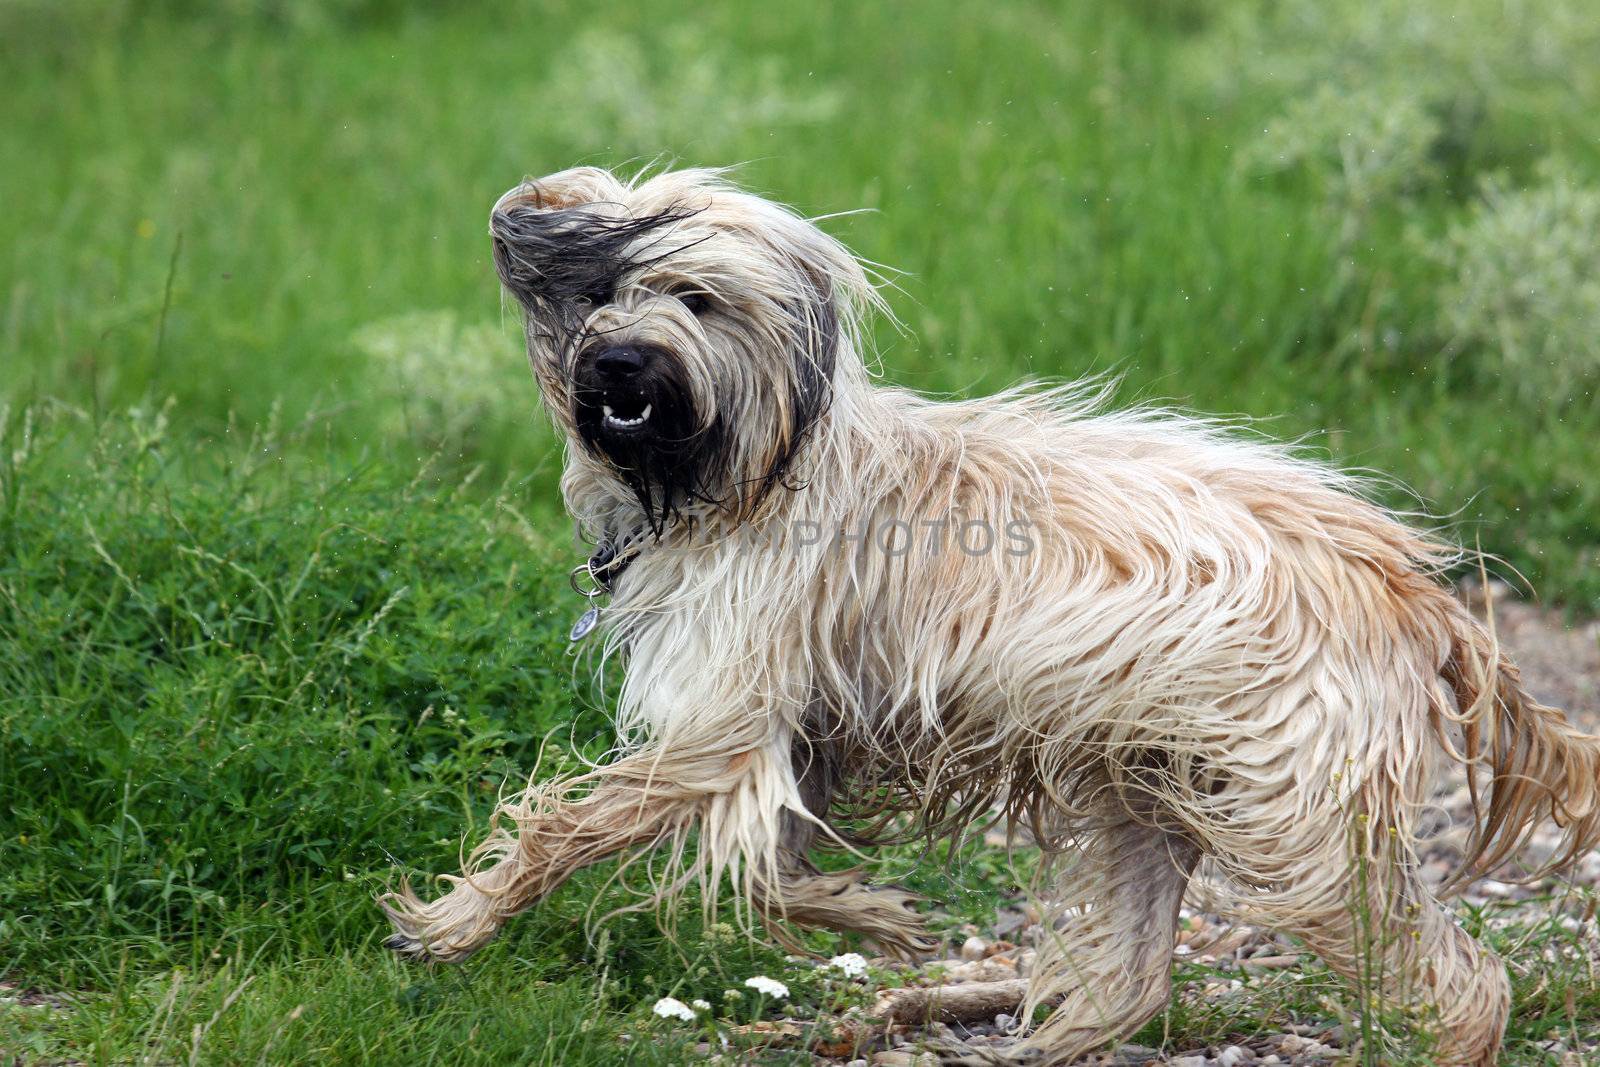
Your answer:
[2,1,1598,1062]
[5,0,1600,604]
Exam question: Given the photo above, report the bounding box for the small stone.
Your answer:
[995,1013,1017,1033]
[1218,1046,1255,1066]
[1168,1056,1209,1067]
[871,1054,938,1067]
[938,958,1019,982]
[960,936,989,960]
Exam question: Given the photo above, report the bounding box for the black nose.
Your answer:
[592,345,650,377]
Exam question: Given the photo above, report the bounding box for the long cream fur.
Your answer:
[381,166,1600,1066]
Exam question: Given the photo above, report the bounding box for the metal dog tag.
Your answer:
[569,605,601,642]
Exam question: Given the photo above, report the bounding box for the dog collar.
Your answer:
[567,528,645,641]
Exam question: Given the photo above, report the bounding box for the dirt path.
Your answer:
[1464,581,1600,729]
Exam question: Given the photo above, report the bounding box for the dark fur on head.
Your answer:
[490,205,704,358]
[571,359,725,534]
[489,166,881,537]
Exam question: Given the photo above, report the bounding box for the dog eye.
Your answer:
[677,291,711,316]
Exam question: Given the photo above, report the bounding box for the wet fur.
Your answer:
[382,166,1600,1066]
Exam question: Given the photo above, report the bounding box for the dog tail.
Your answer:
[1437,596,1600,890]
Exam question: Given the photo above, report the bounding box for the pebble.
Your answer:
[871,1053,937,1067]
[1278,1036,1337,1059]
[1217,1046,1255,1066]
[932,957,1019,983]
[959,936,988,960]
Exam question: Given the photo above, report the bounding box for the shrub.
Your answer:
[352,309,532,452]
[1431,162,1600,406]
[1239,87,1439,244]
[1210,0,1600,206]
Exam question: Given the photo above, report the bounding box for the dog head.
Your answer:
[490,166,878,531]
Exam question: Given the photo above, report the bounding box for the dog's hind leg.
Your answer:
[737,731,939,959]
[1010,800,1200,1066]
[752,854,941,960]
[1220,809,1509,1067]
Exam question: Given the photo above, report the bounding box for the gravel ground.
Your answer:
[791,584,1600,1066]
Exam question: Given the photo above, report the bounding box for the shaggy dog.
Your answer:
[382,166,1600,1065]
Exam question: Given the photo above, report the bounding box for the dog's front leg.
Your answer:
[380,744,758,962]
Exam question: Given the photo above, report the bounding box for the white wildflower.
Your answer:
[827,952,868,978]
[651,996,696,1022]
[743,976,788,999]
[691,999,711,1011]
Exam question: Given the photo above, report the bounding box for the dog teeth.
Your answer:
[602,403,652,429]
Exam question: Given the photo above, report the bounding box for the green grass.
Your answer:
[3,0,1599,1062]
[0,406,1036,1063]
[0,406,805,1062]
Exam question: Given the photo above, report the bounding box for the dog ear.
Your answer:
[492,167,627,218]
[780,215,878,412]
[786,261,840,437]
[739,254,844,507]
[490,170,702,317]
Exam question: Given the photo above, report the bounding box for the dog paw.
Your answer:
[857,884,941,960]
[867,931,941,962]
[382,931,430,961]
[376,884,492,964]
[377,886,451,962]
